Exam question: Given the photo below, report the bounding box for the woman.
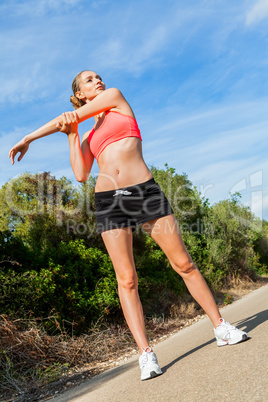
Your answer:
[9,71,248,380]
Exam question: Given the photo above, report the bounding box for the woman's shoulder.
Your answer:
[105,87,123,95]
[103,89,135,118]
[103,87,124,101]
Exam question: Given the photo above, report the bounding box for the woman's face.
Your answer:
[76,71,106,102]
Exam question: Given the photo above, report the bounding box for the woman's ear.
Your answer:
[75,91,86,101]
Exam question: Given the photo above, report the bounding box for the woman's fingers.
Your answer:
[63,112,68,124]
[18,149,28,161]
[9,150,15,165]
[9,146,27,164]
[9,146,16,158]
[64,111,78,123]
[57,113,68,132]
[72,111,78,122]
[57,112,78,134]
[9,147,19,165]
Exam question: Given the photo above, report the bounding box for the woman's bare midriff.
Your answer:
[95,137,153,192]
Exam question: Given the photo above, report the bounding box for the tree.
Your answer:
[0,168,265,333]
[0,172,103,264]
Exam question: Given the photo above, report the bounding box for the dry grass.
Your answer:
[1,277,267,402]
[0,310,200,401]
[0,315,137,401]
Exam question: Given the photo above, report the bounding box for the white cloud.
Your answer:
[1,2,201,103]
[2,0,259,106]
[246,0,268,26]
[87,6,204,75]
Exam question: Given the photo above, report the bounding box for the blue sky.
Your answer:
[1,0,268,220]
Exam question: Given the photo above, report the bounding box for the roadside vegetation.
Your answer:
[1,166,267,401]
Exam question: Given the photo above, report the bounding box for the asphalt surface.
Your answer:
[53,284,268,402]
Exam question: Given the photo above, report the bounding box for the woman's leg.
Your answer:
[142,214,221,328]
[101,227,150,353]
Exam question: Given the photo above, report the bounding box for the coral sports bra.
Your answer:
[88,111,142,160]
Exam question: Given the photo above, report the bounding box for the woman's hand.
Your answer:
[9,139,29,165]
[56,112,79,135]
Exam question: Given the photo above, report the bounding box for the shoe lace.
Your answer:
[218,318,237,330]
[219,321,238,337]
[223,321,236,330]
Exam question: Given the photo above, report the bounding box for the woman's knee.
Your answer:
[172,257,196,276]
[117,270,138,291]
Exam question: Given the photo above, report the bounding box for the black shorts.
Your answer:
[95,178,173,234]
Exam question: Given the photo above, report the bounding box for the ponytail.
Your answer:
[70,94,86,109]
[70,70,87,109]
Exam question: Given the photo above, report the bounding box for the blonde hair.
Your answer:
[70,71,87,109]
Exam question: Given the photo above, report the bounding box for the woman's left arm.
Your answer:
[74,87,126,122]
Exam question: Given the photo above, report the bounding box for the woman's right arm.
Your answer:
[9,87,127,165]
[57,112,94,182]
[9,116,62,165]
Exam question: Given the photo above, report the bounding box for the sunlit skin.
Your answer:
[60,71,154,191]
[9,71,221,354]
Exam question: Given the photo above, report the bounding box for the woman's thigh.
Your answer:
[101,227,137,283]
[142,214,192,267]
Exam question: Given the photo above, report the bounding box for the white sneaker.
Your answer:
[139,349,163,381]
[214,318,249,346]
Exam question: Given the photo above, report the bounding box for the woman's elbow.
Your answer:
[75,174,88,183]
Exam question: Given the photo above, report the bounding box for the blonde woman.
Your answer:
[9,71,248,380]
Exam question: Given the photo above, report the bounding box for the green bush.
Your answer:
[201,195,261,288]
[0,240,118,333]
[0,168,266,334]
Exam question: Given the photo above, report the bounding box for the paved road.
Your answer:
[54,285,268,402]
